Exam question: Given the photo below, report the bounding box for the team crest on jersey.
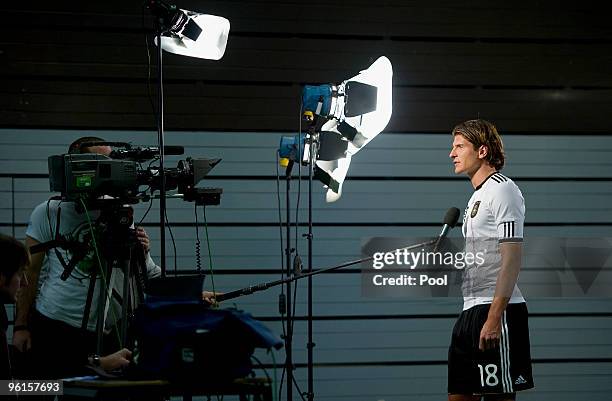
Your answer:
[470,201,481,218]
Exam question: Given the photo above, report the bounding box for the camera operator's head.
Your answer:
[68,136,112,156]
[0,234,30,304]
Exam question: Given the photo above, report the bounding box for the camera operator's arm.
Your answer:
[13,236,44,352]
[136,227,161,278]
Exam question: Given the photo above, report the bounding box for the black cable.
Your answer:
[137,196,154,227]
[250,356,272,384]
[291,102,303,334]
[292,374,308,401]
[46,198,53,238]
[296,100,304,253]
[278,363,285,401]
[194,203,202,272]
[276,358,307,401]
[163,208,178,274]
[291,274,299,332]
[295,103,302,259]
[142,1,158,125]
[201,205,217,297]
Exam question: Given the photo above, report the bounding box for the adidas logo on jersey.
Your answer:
[514,375,527,385]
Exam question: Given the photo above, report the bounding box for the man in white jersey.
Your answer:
[447,119,534,400]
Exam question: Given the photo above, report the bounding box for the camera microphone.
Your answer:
[110,146,184,161]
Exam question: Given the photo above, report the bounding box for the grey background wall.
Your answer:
[1,1,612,400]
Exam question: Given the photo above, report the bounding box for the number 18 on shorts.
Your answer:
[448,303,534,395]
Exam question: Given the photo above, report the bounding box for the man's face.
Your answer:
[0,270,26,303]
[449,134,483,176]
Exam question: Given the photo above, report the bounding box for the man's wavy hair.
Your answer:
[452,119,505,170]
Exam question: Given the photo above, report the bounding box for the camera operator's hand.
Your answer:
[99,348,132,372]
[12,328,32,352]
[136,227,150,253]
[202,291,223,306]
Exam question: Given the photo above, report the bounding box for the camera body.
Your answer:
[48,145,222,205]
[49,153,140,202]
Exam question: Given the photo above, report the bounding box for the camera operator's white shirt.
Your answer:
[461,172,526,310]
[26,200,159,331]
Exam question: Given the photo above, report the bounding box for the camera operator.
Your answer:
[1,233,135,384]
[12,136,164,379]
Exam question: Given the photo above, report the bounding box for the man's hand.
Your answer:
[12,329,32,352]
[202,291,223,306]
[136,227,150,253]
[100,348,132,372]
[479,316,502,351]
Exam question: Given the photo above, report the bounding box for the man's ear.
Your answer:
[478,145,489,160]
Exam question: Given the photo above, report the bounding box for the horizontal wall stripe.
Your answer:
[254,313,612,321]
[9,312,611,326]
[257,358,612,369]
[3,173,612,182]
[4,222,612,228]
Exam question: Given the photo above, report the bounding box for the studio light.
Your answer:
[151,1,230,60]
[280,56,393,202]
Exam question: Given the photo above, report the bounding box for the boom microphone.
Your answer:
[434,207,460,252]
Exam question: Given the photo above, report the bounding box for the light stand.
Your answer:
[147,0,229,276]
[155,16,168,277]
[280,56,393,401]
[305,119,318,401]
[284,161,295,401]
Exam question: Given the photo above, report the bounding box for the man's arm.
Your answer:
[13,236,45,352]
[479,242,522,351]
[136,227,161,278]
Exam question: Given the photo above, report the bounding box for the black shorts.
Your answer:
[448,302,534,395]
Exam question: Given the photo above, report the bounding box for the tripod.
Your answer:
[80,202,149,354]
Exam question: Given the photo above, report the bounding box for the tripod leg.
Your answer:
[81,269,98,331]
[96,259,113,354]
[120,248,132,348]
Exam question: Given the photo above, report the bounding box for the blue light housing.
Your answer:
[302,85,333,117]
[279,134,306,161]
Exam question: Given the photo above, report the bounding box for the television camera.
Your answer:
[48,142,222,206]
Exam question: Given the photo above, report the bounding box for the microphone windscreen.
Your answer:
[444,207,461,227]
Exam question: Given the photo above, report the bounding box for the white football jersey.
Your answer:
[461,172,526,310]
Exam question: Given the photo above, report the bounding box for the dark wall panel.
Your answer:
[1,1,611,132]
